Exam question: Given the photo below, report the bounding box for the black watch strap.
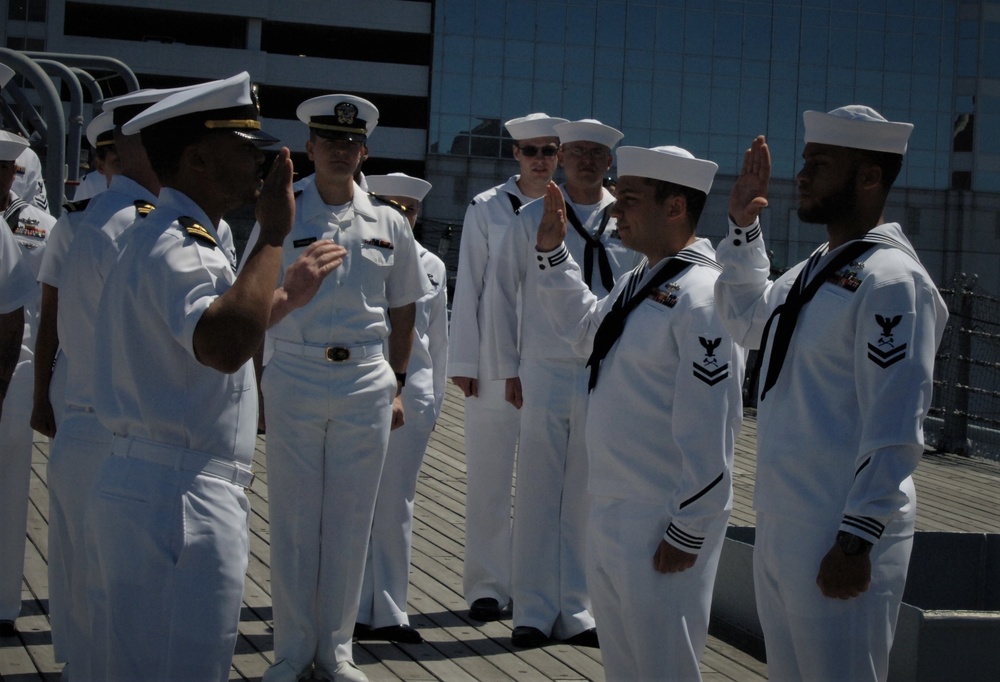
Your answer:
[394,371,407,386]
[836,531,873,556]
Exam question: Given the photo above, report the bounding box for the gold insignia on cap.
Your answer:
[335,102,359,126]
[204,119,262,130]
[134,200,155,218]
[250,82,261,115]
[179,216,217,247]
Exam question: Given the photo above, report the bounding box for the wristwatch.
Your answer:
[394,371,407,387]
[836,531,873,556]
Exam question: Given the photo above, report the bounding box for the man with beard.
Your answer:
[448,112,566,623]
[714,106,948,681]
[87,72,298,681]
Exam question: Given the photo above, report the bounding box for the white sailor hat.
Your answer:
[504,113,568,141]
[297,94,379,142]
[804,105,913,155]
[121,72,278,146]
[86,111,116,149]
[0,129,28,161]
[554,119,624,149]
[616,145,719,195]
[366,172,432,202]
[0,63,13,89]
[104,85,193,127]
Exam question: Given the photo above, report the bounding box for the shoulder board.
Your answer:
[178,216,217,247]
[63,197,91,213]
[133,200,155,218]
[469,199,477,206]
[368,192,409,216]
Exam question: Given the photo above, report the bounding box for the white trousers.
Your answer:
[358,391,437,628]
[587,496,728,681]
[84,453,250,682]
[461,378,519,608]
[47,407,111,668]
[262,351,394,681]
[754,493,915,682]
[0,358,34,622]
[511,357,594,638]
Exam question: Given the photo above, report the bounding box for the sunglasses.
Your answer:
[518,145,559,157]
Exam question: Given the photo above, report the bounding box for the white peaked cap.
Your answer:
[804,105,913,154]
[504,113,568,141]
[86,111,115,148]
[554,119,624,149]
[121,72,277,146]
[366,172,432,202]
[104,85,194,118]
[616,145,719,195]
[0,63,13,89]
[297,94,379,141]
[0,130,29,161]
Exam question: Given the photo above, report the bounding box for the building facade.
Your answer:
[2,0,999,289]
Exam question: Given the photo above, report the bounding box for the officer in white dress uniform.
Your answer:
[355,173,447,645]
[44,88,172,678]
[483,119,640,648]
[258,95,430,682]
[31,111,119,440]
[0,130,54,640]
[87,72,295,682]
[447,112,566,622]
[533,147,743,680]
[715,108,948,682]
[0,130,50,640]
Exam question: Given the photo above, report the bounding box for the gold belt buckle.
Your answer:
[326,347,350,362]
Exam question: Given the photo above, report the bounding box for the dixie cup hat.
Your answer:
[554,119,624,149]
[366,172,432,202]
[803,105,913,155]
[504,113,569,141]
[0,129,28,161]
[616,145,718,195]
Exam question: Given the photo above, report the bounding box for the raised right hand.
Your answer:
[256,147,295,243]
[729,135,771,228]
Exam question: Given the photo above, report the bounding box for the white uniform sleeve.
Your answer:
[481,209,529,380]
[426,256,449,417]
[446,199,491,378]
[534,243,615,358]
[37,212,75,287]
[0,227,35,313]
[842,272,944,542]
[713,217,777,350]
[665,299,740,552]
[386,220,432,309]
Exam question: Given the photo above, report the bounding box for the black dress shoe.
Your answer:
[469,597,503,622]
[0,620,16,637]
[352,622,372,639]
[562,627,599,648]
[511,625,548,648]
[361,624,423,644]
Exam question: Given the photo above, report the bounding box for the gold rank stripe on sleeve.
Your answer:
[134,200,155,218]
[178,216,217,247]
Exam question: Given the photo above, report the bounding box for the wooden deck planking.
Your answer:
[2,382,999,681]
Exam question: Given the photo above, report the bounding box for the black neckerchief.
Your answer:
[565,200,615,293]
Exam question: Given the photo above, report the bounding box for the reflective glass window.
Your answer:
[684,11,715,56]
[443,0,474,35]
[626,4,656,51]
[771,16,800,62]
[742,15,772,61]
[714,12,743,58]
[596,2,627,47]
[680,86,710,133]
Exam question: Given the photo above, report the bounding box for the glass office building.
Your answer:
[430,0,1000,193]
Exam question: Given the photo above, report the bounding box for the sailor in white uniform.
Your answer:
[31,110,120,441]
[87,72,294,682]
[355,173,447,644]
[44,88,173,678]
[447,112,566,622]
[0,65,50,215]
[0,129,48,640]
[534,146,743,680]
[0,129,53,640]
[259,95,430,682]
[715,108,948,682]
[483,119,640,648]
